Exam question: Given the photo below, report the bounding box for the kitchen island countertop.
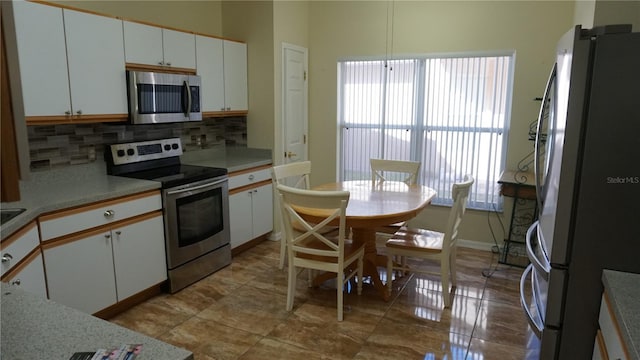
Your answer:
[0,283,193,360]
[602,269,640,360]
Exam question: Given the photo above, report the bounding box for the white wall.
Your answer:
[307,0,575,246]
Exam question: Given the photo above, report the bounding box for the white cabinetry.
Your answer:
[196,35,225,113]
[223,40,249,112]
[229,166,273,250]
[195,36,248,116]
[123,21,196,70]
[5,1,127,124]
[1,222,47,299]
[594,292,630,360]
[40,191,167,315]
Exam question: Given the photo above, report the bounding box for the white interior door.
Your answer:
[282,43,308,164]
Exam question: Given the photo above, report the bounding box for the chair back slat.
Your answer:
[370,159,421,185]
[272,161,312,189]
[442,175,474,253]
[277,184,350,262]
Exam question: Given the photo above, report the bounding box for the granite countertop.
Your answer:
[1,148,272,240]
[0,283,193,360]
[602,269,640,360]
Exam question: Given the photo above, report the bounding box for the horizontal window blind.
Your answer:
[338,53,514,210]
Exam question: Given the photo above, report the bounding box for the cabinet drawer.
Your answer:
[228,166,272,190]
[39,191,162,241]
[1,222,39,276]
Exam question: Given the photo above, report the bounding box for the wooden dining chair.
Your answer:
[276,184,364,321]
[370,158,422,234]
[385,175,474,308]
[271,161,338,269]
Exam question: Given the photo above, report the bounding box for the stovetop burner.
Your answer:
[121,164,227,188]
[105,138,227,188]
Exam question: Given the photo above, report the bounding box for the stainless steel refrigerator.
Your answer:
[520,24,640,359]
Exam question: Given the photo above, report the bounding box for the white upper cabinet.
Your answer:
[63,9,127,117]
[5,1,127,122]
[195,35,225,113]
[123,21,196,70]
[223,40,248,112]
[8,1,70,118]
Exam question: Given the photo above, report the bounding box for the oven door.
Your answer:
[163,176,229,269]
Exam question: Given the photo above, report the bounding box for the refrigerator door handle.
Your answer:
[520,264,544,338]
[526,221,550,280]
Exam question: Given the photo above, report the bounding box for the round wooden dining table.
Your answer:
[303,180,437,300]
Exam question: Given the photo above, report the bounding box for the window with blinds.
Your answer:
[338,53,514,210]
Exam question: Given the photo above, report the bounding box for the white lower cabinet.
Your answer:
[228,166,273,250]
[44,212,166,314]
[595,292,629,360]
[1,222,47,299]
[229,183,273,249]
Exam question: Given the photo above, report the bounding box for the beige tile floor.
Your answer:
[110,239,541,360]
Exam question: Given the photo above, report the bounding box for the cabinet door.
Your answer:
[123,21,164,66]
[252,183,274,238]
[64,9,127,116]
[3,252,47,299]
[162,29,196,70]
[196,35,225,112]
[8,1,71,117]
[223,40,248,111]
[229,191,254,249]
[44,229,117,314]
[112,214,167,301]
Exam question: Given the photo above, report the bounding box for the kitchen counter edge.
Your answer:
[0,283,193,360]
[602,269,640,360]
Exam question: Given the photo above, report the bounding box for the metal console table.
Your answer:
[497,171,537,267]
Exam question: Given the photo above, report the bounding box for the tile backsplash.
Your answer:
[28,117,247,172]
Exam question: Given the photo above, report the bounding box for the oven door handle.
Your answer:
[166,178,227,196]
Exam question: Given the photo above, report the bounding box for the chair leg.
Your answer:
[337,270,344,321]
[357,255,364,296]
[286,262,296,311]
[386,251,393,295]
[450,249,458,289]
[441,258,451,308]
[279,238,286,270]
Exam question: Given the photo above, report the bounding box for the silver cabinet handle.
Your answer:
[105,234,111,239]
[158,61,164,65]
[65,110,71,115]
[76,110,82,115]
[115,231,121,236]
[166,62,171,66]
[248,174,255,181]
[1,253,13,263]
[104,209,115,218]
[11,279,21,286]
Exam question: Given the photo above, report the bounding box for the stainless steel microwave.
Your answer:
[127,71,202,124]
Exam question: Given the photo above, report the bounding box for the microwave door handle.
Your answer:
[182,80,192,118]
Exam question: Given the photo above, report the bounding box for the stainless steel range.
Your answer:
[106,138,231,293]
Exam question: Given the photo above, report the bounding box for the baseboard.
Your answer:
[457,238,495,252]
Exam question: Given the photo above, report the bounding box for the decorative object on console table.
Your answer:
[498,170,536,267]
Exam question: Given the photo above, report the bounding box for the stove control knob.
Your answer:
[127,148,135,156]
[172,143,179,150]
[117,149,125,157]
[164,144,171,151]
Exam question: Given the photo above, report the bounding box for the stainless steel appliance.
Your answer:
[520,24,640,359]
[106,138,230,293]
[127,71,202,124]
